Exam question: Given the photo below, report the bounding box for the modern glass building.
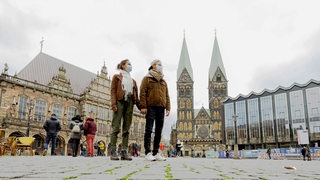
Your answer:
[224,79,320,149]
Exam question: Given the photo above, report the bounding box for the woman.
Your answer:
[110,59,140,161]
[68,115,84,157]
[84,117,97,157]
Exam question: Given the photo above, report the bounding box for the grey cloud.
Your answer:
[0,1,54,74]
[0,1,50,49]
[249,30,320,93]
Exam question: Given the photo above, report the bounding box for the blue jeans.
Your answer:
[44,133,57,155]
[144,106,165,155]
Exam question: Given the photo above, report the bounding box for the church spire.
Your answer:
[209,32,227,81]
[177,31,193,80]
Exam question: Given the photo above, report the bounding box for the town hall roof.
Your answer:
[17,52,97,94]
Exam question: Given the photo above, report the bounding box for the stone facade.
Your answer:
[0,54,145,156]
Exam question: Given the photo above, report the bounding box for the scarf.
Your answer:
[120,70,133,99]
[148,69,164,81]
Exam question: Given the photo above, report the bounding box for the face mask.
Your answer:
[156,64,162,73]
[126,65,132,73]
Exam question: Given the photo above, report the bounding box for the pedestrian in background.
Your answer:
[80,141,87,156]
[306,146,311,161]
[225,150,230,158]
[267,147,272,159]
[99,141,105,156]
[110,59,140,161]
[43,114,61,156]
[140,59,170,161]
[68,115,84,157]
[84,117,97,157]
[301,146,307,161]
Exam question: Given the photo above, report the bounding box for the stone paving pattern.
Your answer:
[0,156,319,180]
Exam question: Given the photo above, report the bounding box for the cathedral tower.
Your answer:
[208,33,228,143]
[176,34,194,141]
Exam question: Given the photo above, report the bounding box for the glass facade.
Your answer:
[274,93,290,142]
[224,103,235,141]
[224,80,320,148]
[289,90,306,140]
[260,96,274,143]
[306,87,320,140]
[247,98,260,143]
[235,100,247,144]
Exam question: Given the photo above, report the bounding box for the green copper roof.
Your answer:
[177,35,193,80]
[209,35,227,81]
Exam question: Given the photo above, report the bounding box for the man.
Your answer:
[140,59,170,161]
[301,146,307,161]
[68,115,84,157]
[43,114,61,156]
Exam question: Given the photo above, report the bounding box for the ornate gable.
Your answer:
[48,65,73,93]
[195,107,210,120]
[83,63,111,103]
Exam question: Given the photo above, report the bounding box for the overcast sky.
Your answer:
[1,0,320,139]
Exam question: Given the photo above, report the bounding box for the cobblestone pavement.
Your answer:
[0,156,319,180]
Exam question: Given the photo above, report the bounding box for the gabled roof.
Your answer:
[177,35,193,81]
[224,79,320,102]
[194,106,211,118]
[209,34,227,81]
[17,52,97,94]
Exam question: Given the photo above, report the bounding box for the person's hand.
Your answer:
[141,108,147,115]
[166,110,170,116]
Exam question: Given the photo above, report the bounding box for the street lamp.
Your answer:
[232,114,239,159]
[26,100,34,137]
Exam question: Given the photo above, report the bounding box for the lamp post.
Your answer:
[232,114,239,159]
[26,100,34,137]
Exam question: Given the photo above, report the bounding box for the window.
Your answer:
[34,100,47,122]
[306,87,320,134]
[52,103,63,120]
[18,96,28,120]
[98,106,107,120]
[67,107,77,122]
[260,96,274,138]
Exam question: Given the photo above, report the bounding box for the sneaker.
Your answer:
[43,149,47,156]
[154,153,167,161]
[145,152,156,161]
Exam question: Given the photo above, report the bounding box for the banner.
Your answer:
[297,130,309,145]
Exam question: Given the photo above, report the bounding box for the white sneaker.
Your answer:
[154,153,167,161]
[145,152,156,161]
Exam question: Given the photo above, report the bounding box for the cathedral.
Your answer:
[172,33,228,156]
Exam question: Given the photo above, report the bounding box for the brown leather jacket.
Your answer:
[111,74,140,111]
[139,75,170,111]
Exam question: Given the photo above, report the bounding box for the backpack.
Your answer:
[72,123,81,134]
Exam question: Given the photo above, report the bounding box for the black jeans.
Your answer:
[71,138,80,156]
[44,133,57,155]
[144,106,165,155]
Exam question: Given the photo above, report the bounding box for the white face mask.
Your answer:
[126,65,132,73]
[156,64,163,73]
